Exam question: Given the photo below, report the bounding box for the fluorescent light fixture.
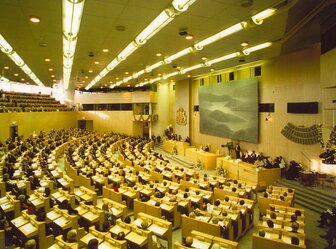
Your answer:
[150,77,161,83]
[172,0,197,12]
[115,80,123,86]
[135,8,175,45]
[63,38,77,58]
[118,42,138,60]
[205,52,240,66]
[162,71,179,79]
[99,68,109,77]
[62,0,85,89]
[107,59,120,71]
[9,52,24,66]
[251,8,276,25]
[123,76,132,83]
[0,34,13,54]
[0,34,44,86]
[146,61,164,72]
[243,42,272,55]
[164,47,193,63]
[63,0,85,39]
[194,22,246,50]
[21,65,32,74]
[133,70,145,79]
[180,64,202,74]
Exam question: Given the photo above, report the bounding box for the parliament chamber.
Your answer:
[1,0,336,248]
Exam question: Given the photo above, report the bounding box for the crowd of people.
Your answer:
[0,90,73,112]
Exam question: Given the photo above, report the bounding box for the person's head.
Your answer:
[102,221,110,232]
[67,229,77,242]
[283,192,288,197]
[258,230,266,237]
[232,187,237,192]
[183,193,188,198]
[263,192,268,198]
[102,203,109,211]
[24,239,37,249]
[36,212,46,221]
[124,216,131,224]
[239,200,245,205]
[44,188,51,196]
[291,214,297,222]
[212,217,219,224]
[266,219,274,228]
[288,188,293,193]
[170,195,177,202]
[88,238,99,249]
[291,236,300,245]
[189,212,196,218]
[280,195,285,201]
[291,222,299,232]
[185,236,193,247]
[224,196,230,202]
[116,231,125,240]
[141,220,149,229]
[294,210,302,217]
[233,180,238,184]
[214,199,221,206]
[270,212,277,219]
[61,199,69,206]
[222,210,228,217]
[18,194,26,202]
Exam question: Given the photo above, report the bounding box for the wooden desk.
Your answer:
[185,148,220,170]
[217,157,281,187]
[163,140,190,156]
[110,220,132,237]
[135,212,173,249]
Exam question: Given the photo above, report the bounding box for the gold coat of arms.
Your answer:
[176,107,187,126]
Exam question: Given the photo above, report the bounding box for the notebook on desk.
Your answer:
[20,222,38,237]
[12,216,29,227]
[191,238,211,249]
[148,223,167,236]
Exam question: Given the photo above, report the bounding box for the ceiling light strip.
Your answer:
[62,0,85,90]
[86,0,199,90]
[133,41,272,87]
[0,34,44,86]
[113,1,288,88]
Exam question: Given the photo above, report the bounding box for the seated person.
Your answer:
[88,238,99,249]
[24,239,37,249]
[184,236,193,248]
[66,229,77,243]
[317,207,336,228]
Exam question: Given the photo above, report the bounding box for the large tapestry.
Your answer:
[199,78,259,143]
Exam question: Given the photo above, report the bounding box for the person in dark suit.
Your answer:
[235,143,241,159]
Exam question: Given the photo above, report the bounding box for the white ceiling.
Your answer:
[0,0,329,90]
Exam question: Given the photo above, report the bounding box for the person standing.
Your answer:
[235,143,241,159]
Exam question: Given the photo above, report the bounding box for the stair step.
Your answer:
[294,199,324,214]
[273,178,336,214]
[275,182,334,209]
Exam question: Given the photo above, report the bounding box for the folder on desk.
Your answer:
[148,223,167,236]
[191,238,211,249]
[12,216,29,227]
[20,223,38,237]
[47,210,61,221]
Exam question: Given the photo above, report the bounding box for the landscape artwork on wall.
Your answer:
[199,78,259,143]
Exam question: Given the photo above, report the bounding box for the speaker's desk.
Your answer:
[163,139,190,156]
[185,148,221,170]
[217,157,281,187]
